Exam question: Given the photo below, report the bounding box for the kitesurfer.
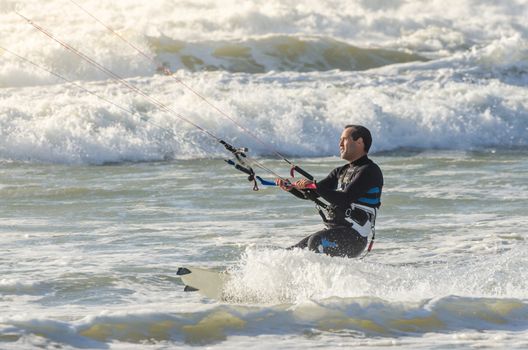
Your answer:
[276,125,383,258]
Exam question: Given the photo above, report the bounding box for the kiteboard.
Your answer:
[177,267,230,300]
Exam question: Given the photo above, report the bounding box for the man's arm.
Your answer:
[275,166,341,200]
[316,165,380,207]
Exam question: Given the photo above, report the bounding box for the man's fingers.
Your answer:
[293,179,313,190]
[275,178,293,191]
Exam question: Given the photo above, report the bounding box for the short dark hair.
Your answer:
[344,125,372,152]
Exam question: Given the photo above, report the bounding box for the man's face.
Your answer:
[339,127,365,162]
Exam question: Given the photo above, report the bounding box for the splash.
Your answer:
[224,245,528,304]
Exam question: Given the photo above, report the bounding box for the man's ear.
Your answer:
[356,137,366,151]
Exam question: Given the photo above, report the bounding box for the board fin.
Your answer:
[177,267,191,275]
[177,266,230,300]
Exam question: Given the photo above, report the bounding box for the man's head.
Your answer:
[339,125,372,162]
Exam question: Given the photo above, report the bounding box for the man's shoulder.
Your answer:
[359,157,383,179]
[368,158,383,171]
[365,158,384,185]
[366,157,381,169]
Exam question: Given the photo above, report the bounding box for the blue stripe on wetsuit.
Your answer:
[366,187,380,194]
[358,187,381,205]
[358,197,380,205]
[321,238,338,248]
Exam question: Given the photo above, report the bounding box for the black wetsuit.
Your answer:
[290,155,383,258]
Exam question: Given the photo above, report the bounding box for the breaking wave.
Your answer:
[149,35,427,73]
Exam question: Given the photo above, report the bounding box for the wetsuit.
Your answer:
[290,155,383,258]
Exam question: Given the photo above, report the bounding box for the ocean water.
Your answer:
[1,0,528,349]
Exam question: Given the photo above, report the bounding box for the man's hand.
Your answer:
[293,179,315,190]
[275,178,294,191]
[275,178,316,191]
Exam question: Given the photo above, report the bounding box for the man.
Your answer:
[276,125,383,258]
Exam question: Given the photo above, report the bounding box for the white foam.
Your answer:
[2,0,527,83]
[1,1,527,163]
[1,60,527,163]
[225,242,528,304]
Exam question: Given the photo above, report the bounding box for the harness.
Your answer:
[314,163,379,255]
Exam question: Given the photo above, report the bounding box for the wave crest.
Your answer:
[149,35,427,73]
